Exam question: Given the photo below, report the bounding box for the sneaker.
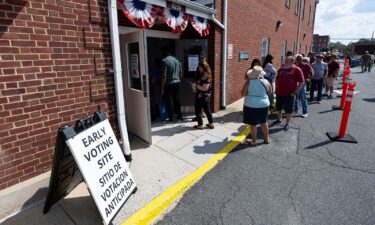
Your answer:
[283,124,290,131]
[322,93,328,97]
[317,101,321,104]
[271,120,282,126]
[302,113,308,118]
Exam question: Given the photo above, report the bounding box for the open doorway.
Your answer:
[120,28,208,145]
[147,37,208,123]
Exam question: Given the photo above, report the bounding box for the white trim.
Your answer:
[109,0,132,157]
[118,26,181,39]
[141,0,214,19]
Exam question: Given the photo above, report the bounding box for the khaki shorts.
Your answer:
[324,77,335,87]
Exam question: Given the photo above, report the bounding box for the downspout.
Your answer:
[296,1,302,54]
[211,0,228,109]
[108,0,132,161]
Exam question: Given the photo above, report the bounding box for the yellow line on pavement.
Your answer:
[121,126,250,225]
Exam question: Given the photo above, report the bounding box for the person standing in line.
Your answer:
[161,47,183,123]
[303,57,311,92]
[193,65,214,129]
[241,66,271,145]
[244,58,261,80]
[294,55,313,117]
[307,52,316,64]
[361,51,372,72]
[192,52,212,122]
[272,56,305,131]
[310,54,328,104]
[324,54,340,98]
[262,55,277,111]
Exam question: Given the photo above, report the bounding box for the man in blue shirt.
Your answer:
[310,54,328,103]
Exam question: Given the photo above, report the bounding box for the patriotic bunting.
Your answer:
[118,0,211,37]
[189,15,210,37]
[160,8,188,33]
[118,0,159,29]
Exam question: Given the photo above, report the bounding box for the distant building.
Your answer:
[351,42,375,56]
[313,34,330,52]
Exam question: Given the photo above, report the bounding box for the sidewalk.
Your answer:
[0,99,247,225]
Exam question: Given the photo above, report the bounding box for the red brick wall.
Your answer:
[0,0,118,190]
[221,0,316,105]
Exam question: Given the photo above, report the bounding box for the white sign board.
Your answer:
[188,55,199,72]
[66,119,136,225]
[130,54,140,78]
[228,44,233,60]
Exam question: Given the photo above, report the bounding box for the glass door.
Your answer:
[121,31,151,144]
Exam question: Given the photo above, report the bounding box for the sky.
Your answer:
[315,0,375,45]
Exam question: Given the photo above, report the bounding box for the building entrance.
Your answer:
[120,28,207,145]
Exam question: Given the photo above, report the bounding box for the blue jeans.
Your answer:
[158,100,168,121]
[294,83,308,114]
[310,79,323,101]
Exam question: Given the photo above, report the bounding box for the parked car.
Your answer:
[350,59,361,67]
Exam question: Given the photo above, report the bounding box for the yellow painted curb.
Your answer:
[121,126,250,225]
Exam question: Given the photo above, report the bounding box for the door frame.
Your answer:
[118,27,180,144]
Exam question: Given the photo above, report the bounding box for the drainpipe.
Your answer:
[211,0,227,109]
[296,1,302,54]
[108,0,132,161]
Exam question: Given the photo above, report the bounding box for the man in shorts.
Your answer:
[272,56,305,131]
[324,54,340,98]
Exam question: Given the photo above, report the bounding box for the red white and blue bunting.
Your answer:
[118,0,159,29]
[160,8,188,33]
[118,0,210,37]
[189,15,210,37]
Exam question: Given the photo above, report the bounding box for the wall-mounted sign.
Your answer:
[228,44,233,60]
[130,54,140,79]
[66,119,136,225]
[188,55,199,72]
[239,52,250,61]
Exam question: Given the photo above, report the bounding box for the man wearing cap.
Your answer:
[272,56,305,131]
[310,54,328,103]
[361,51,372,72]
[325,54,340,98]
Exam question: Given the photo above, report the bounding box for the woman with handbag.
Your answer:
[193,59,214,129]
[241,66,271,146]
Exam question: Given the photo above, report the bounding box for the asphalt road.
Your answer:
[157,68,375,225]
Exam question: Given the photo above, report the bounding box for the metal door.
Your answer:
[121,31,151,144]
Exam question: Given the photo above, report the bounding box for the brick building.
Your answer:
[313,34,330,52]
[351,42,375,56]
[0,0,318,190]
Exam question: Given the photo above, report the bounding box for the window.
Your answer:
[281,41,287,64]
[300,0,305,19]
[285,0,290,8]
[295,0,299,15]
[308,5,311,24]
[261,38,270,63]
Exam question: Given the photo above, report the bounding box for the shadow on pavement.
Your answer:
[319,109,337,114]
[304,140,333,150]
[363,98,375,103]
[192,138,229,155]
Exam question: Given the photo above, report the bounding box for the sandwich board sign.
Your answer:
[66,118,137,225]
[43,110,136,225]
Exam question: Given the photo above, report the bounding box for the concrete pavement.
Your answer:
[157,68,375,225]
[0,99,247,225]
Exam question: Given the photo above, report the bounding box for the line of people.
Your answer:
[241,52,340,146]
